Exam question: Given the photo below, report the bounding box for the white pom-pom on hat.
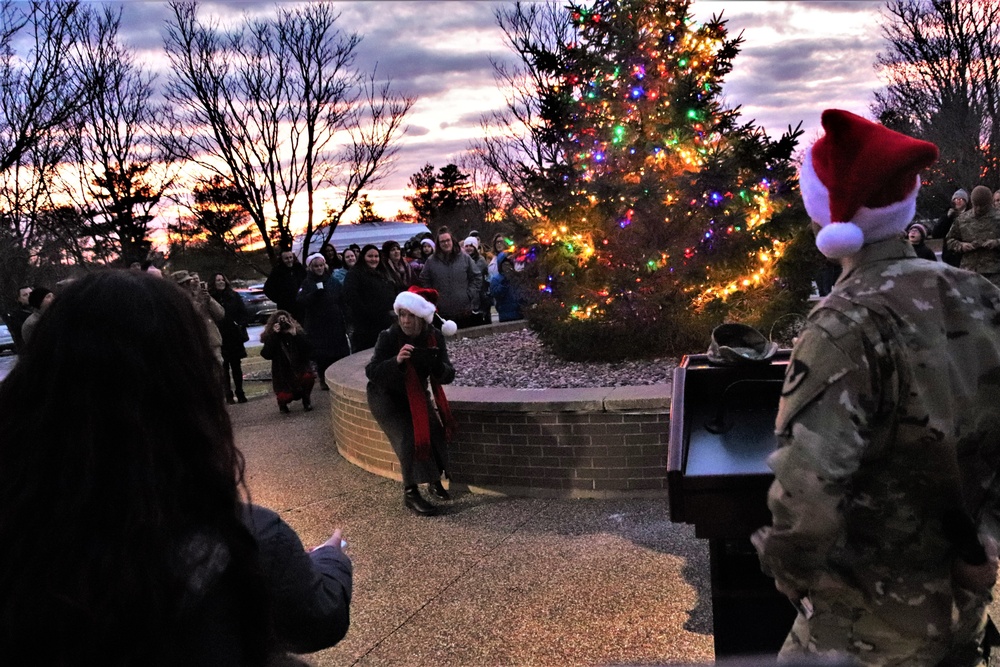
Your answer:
[815,222,865,259]
[800,109,939,259]
[436,314,458,336]
[393,286,457,335]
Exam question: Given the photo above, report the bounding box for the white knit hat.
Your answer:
[393,286,457,336]
[305,253,325,267]
[800,109,939,259]
[463,236,479,249]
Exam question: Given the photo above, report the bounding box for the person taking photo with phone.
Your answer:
[260,310,314,414]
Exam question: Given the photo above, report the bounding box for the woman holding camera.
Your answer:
[209,272,250,404]
[365,287,458,516]
[260,310,314,413]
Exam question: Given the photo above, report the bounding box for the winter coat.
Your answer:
[419,251,482,321]
[296,273,350,362]
[945,208,1000,280]
[911,241,937,262]
[260,329,313,400]
[489,252,523,322]
[469,251,491,312]
[382,258,415,293]
[263,262,307,321]
[210,288,249,360]
[177,503,352,661]
[343,265,397,352]
[365,323,455,486]
[243,504,352,654]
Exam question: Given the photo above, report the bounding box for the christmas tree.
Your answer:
[519,0,810,361]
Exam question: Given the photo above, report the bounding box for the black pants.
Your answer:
[222,356,245,398]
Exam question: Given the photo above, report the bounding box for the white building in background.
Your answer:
[293,221,432,256]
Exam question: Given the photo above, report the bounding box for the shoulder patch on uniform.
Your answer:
[783,358,809,396]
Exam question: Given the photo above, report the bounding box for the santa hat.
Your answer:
[800,109,939,259]
[393,286,458,336]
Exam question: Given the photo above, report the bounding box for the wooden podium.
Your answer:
[667,351,795,657]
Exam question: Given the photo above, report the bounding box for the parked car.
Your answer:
[0,323,14,355]
[235,287,277,324]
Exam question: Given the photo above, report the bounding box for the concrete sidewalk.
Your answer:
[231,386,715,666]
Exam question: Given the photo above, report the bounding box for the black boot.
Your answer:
[428,480,451,501]
[225,391,236,405]
[403,486,436,516]
[303,397,313,412]
[235,391,247,404]
[278,401,290,414]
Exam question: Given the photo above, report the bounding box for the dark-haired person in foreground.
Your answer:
[0,270,351,664]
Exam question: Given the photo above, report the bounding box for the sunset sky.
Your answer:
[116,1,888,224]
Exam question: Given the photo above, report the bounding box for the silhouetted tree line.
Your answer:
[0,1,412,310]
[873,0,1000,215]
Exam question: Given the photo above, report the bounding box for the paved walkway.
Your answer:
[231,386,716,666]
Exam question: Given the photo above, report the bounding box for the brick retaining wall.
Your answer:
[328,324,672,499]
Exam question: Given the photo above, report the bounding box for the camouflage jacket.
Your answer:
[753,238,1000,665]
[945,208,1000,275]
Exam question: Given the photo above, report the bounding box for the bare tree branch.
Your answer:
[164,1,412,265]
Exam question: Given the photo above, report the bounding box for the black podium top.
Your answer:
[667,351,790,539]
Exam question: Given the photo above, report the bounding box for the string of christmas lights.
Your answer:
[525,0,801,330]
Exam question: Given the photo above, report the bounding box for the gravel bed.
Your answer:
[448,328,677,389]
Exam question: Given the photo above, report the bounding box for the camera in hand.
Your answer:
[408,347,440,365]
[279,320,291,331]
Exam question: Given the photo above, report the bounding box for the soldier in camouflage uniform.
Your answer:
[753,110,1000,666]
[946,185,1000,286]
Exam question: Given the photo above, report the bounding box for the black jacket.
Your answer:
[264,262,307,320]
[344,266,396,352]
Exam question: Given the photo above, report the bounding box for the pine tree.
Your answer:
[520,0,809,360]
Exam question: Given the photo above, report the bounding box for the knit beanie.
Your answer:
[953,189,969,202]
[907,222,928,240]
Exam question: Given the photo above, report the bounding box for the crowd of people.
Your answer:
[3,229,525,415]
[812,184,1000,296]
[0,235,490,659]
[253,229,523,407]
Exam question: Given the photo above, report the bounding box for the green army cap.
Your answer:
[706,323,778,366]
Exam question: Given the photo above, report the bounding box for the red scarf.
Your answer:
[403,332,457,460]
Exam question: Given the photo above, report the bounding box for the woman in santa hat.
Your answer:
[365,286,458,516]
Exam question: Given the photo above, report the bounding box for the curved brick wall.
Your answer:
[327,324,672,498]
